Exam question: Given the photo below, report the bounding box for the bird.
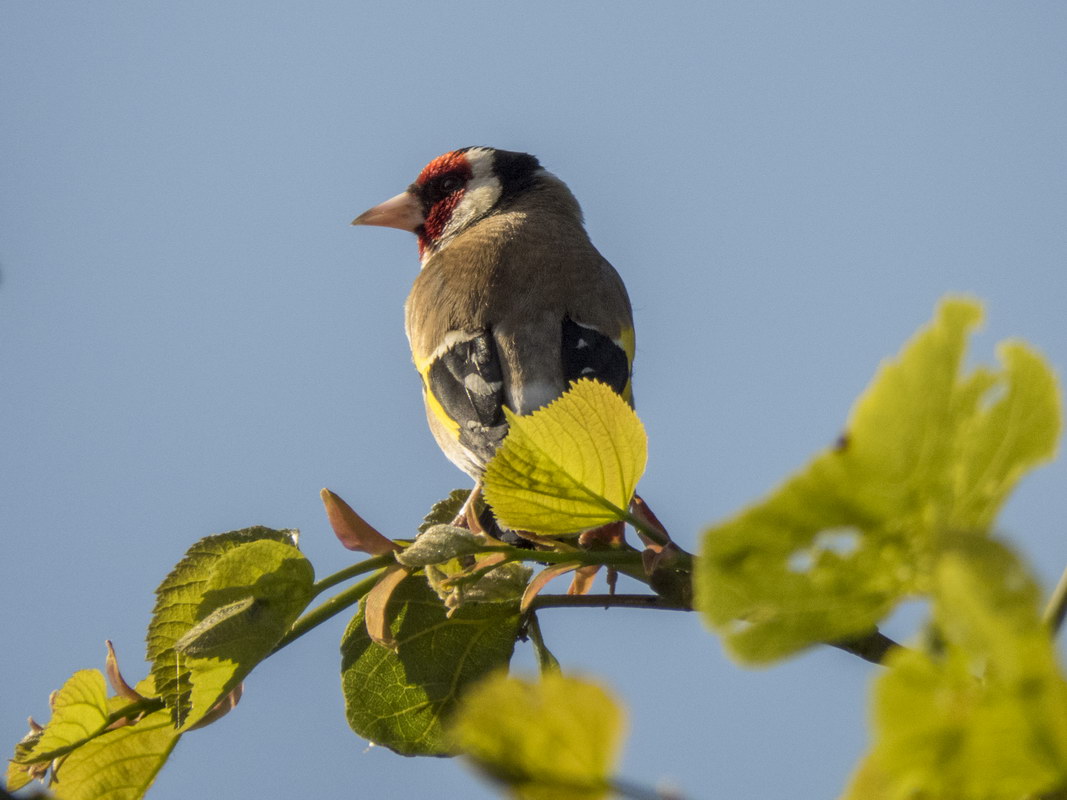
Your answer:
[352,147,635,531]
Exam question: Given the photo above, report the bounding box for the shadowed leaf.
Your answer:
[340,574,521,756]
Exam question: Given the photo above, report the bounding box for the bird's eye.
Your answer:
[439,176,462,193]
[422,174,465,205]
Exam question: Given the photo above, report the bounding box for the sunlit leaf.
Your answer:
[340,574,521,756]
[50,709,180,800]
[838,753,895,800]
[147,527,314,728]
[696,298,1062,663]
[18,670,109,764]
[860,537,1067,799]
[449,672,626,800]
[483,379,647,535]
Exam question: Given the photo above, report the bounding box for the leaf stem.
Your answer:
[1042,562,1067,635]
[524,611,561,674]
[273,572,381,654]
[310,553,396,597]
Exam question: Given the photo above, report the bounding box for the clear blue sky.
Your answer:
[3,4,1065,798]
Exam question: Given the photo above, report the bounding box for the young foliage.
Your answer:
[321,488,399,554]
[695,298,1062,663]
[340,574,523,756]
[7,668,178,800]
[146,526,314,728]
[395,524,488,567]
[843,537,1067,800]
[419,488,476,533]
[18,670,110,765]
[448,672,627,800]
[483,378,647,535]
[413,529,533,613]
[7,295,1065,800]
[42,709,181,800]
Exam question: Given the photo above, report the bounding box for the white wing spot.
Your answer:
[464,374,492,395]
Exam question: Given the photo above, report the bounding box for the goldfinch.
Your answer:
[353,147,634,502]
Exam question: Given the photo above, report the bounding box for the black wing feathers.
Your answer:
[426,317,629,467]
[426,331,508,464]
[561,317,629,396]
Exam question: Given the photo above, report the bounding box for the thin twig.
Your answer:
[529,593,692,612]
[272,572,381,654]
[310,553,396,597]
[829,631,902,665]
[533,594,904,667]
[1043,562,1067,635]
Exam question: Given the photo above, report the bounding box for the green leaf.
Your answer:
[50,708,180,800]
[861,537,1067,799]
[396,525,486,567]
[449,672,627,800]
[427,560,532,612]
[17,670,109,764]
[483,379,647,535]
[396,524,532,610]
[419,489,475,534]
[147,527,314,728]
[340,574,522,756]
[7,727,41,791]
[695,298,1062,663]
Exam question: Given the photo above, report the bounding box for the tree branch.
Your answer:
[529,593,692,612]
[1043,562,1067,635]
[828,631,902,665]
[532,595,904,666]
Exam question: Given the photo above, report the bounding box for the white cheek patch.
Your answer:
[439,147,503,243]
[442,177,501,241]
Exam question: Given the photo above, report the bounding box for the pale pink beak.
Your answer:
[351,191,424,232]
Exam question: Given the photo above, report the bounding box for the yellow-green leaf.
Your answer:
[449,672,627,800]
[696,297,1062,663]
[147,527,314,729]
[20,670,109,764]
[861,538,1067,799]
[174,539,314,729]
[483,379,647,536]
[51,708,180,800]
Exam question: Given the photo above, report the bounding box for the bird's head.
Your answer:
[352,147,549,261]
